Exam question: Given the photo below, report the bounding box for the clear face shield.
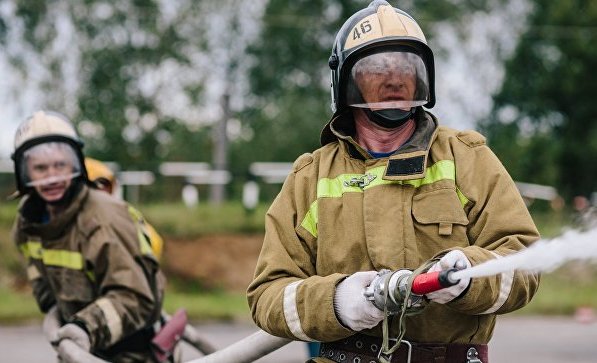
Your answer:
[344,50,429,127]
[20,142,81,189]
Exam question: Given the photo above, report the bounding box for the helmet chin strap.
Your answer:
[364,108,416,129]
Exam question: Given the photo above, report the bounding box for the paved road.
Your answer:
[1,316,596,362]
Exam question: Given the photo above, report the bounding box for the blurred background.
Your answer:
[0,0,595,326]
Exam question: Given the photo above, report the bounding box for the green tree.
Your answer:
[3,0,213,169]
[482,0,597,199]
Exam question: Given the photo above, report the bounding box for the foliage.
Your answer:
[2,0,254,170]
[481,0,597,199]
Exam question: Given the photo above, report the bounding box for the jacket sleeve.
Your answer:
[12,218,56,313]
[73,210,161,350]
[247,156,353,343]
[445,132,540,315]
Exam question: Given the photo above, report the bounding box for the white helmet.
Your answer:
[11,110,87,196]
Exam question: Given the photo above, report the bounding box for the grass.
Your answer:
[0,286,251,325]
[164,290,251,322]
[515,265,597,316]
[0,286,43,325]
[137,202,270,237]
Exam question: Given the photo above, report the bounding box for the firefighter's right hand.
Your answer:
[334,271,385,331]
[55,323,91,352]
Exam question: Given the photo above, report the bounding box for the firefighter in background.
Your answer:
[11,111,165,363]
[85,157,164,261]
[247,1,540,362]
[85,157,217,360]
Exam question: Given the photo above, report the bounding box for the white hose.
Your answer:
[57,340,109,363]
[57,329,291,363]
[185,329,291,363]
[42,306,61,343]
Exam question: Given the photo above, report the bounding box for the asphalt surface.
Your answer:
[1,316,596,362]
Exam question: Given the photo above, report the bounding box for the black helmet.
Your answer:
[329,0,435,116]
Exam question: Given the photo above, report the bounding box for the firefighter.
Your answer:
[84,158,210,361]
[247,2,540,362]
[85,157,164,261]
[11,110,165,362]
[84,157,117,194]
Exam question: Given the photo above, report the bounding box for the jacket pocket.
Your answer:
[412,187,469,240]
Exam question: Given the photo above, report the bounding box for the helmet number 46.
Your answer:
[353,20,372,40]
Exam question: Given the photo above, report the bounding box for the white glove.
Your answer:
[55,323,91,352]
[334,271,385,331]
[42,306,61,350]
[426,250,471,304]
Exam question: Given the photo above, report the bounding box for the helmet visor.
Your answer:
[20,142,81,188]
[345,50,429,110]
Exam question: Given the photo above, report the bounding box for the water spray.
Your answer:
[365,227,597,314]
[451,228,597,282]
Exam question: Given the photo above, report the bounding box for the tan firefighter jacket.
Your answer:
[247,110,540,344]
[13,185,164,356]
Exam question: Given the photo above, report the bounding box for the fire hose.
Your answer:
[54,268,460,363]
[55,329,291,363]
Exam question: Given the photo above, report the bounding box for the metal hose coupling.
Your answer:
[363,269,425,315]
[363,268,461,315]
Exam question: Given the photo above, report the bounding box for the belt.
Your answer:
[320,334,488,363]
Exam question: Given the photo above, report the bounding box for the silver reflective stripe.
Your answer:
[26,264,41,281]
[283,280,315,342]
[481,252,514,314]
[95,298,123,344]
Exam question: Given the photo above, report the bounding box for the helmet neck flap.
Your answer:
[364,107,415,129]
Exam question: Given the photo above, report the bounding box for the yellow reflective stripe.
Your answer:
[317,174,364,198]
[456,188,470,207]
[302,160,469,238]
[138,227,153,256]
[42,250,84,270]
[20,241,43,259]
[316,160,457,198]
[300,201,319,238]
[404,159,455,187]
[86,270,96,283]
[21,241,87,271]
[127,205,143,221]
[128,205,154,256]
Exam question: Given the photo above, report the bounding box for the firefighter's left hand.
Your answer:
[55,323,91,352]
[426,250,471,304]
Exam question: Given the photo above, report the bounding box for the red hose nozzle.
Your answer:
[411,268,460,295]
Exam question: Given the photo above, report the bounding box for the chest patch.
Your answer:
[386,155,425,176]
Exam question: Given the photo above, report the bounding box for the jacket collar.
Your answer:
[320,109,439,180]
[20,184,89,240]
